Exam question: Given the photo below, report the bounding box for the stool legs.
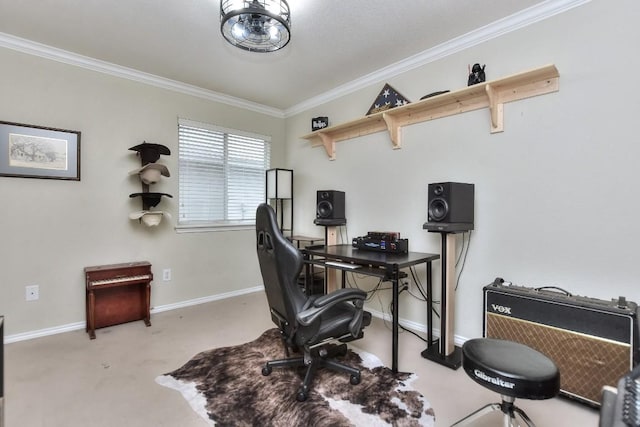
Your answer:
[450,403,501,426]
[451,395,536,427]
[501,396,535,427]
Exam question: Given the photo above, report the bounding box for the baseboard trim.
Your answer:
[5,321,86,344]
[5,286,469,347]
[366,307,467,347]
[5,285,265,344]
[150,285,264,314]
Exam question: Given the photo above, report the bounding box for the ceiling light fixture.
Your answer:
[220,0,291,53]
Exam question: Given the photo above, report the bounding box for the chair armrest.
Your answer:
[297,288,366,327]
[313,288,366,307]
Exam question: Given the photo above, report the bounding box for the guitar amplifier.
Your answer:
[483,278,639,407]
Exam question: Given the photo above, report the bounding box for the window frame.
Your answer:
[176,118,271,233]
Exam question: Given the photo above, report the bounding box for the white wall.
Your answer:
[285,0,640,340]
[0,48,286,336]
[3,0,638,343]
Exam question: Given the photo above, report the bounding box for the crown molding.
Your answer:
[283,0,590,117]
[0,32,285,119]
[0,0,589,120]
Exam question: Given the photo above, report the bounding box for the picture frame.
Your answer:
[0,121,81,180]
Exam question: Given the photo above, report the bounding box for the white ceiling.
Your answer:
[0,1,566,114]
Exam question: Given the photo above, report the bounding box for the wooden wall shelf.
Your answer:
[301,64,559,160]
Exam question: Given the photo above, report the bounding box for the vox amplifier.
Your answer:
[483,278,639,407]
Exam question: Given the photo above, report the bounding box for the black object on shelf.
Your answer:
[468,63,486,86]
[420,90,450,100]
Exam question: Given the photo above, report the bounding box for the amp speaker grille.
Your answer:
[486,312,630,406]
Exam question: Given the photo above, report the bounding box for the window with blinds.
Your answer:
[178,119,271,228]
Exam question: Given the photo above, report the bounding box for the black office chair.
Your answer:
[255,203,372,401]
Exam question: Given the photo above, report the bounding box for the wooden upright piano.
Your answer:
[84,261,153,339]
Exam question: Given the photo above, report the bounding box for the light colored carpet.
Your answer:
[156,328,435,426]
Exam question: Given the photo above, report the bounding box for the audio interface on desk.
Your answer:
[352,231,408,254]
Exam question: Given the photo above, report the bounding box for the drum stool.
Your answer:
[451,338,560,427]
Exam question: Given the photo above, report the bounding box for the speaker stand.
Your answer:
[422,231,462,369]
[421,344,462,369]
[323,225,340,293]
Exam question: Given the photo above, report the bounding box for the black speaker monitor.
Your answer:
[315,190,346,224]
[426,182,474,230]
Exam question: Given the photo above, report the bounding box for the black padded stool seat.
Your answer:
[464,338,560,399]
[452,338,560,427]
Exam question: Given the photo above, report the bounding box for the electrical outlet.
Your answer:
[26,285,39,301]
[162,269,171,281]
[404,281,412,293]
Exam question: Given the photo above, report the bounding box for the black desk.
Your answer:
[302,244,439,373]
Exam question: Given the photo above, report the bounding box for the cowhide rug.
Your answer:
[156,329,435,426]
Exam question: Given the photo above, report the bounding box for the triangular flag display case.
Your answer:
[366,83,410,116]
[302,64,559,160]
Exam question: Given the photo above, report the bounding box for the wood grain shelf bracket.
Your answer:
[301,64,560,160]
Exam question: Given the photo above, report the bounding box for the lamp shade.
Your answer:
[266,168,292,199]
[220,0,291,53]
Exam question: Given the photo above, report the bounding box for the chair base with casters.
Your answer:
[451,338,560,427]
[262,339,361,402]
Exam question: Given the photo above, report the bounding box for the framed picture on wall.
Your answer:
[0,121,81,180]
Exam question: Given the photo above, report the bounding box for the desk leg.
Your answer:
[426,261,433,348]
[391,265,399,373]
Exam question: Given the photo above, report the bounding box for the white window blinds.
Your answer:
[178,118,271,227]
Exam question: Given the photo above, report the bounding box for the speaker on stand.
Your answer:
[422,182,475,370]
[314,190,346,225]
[314,190,346,293]
[425,182,474,230]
